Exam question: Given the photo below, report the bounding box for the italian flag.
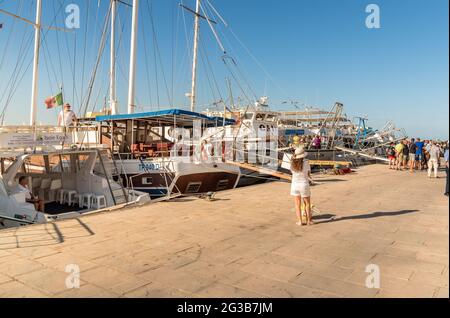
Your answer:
[45,92,64,109]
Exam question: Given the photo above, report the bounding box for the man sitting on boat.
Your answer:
[13,176,44,212]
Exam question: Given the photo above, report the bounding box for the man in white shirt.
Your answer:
[14,176,44,211]
[57,103,77,127]
[428,141,441,178]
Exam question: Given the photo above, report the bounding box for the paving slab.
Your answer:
[0,164,448,298]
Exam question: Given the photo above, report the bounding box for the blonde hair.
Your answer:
[291,158,304,173]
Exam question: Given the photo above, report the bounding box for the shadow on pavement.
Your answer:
[314,209,419,224]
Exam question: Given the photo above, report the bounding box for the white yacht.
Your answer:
[0,133,150,229]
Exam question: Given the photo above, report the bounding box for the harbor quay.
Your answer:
[0,164,448,298]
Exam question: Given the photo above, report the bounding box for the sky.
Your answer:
[0,0,448,139]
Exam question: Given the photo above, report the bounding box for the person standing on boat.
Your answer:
[57,103,77,127]
[290,147,313,226]
[312,135,321,150]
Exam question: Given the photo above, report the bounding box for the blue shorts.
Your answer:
[416,154,423,161]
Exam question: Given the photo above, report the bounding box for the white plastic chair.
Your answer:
[48,179,62,203]
[81,193,93,209]
[91,195,107,210]
[63,190,78,206]
[38,178,52,202]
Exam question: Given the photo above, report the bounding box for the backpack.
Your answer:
[387,147,395,156]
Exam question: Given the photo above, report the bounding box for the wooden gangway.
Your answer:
[334,146,389,163]
[227,159,353,182]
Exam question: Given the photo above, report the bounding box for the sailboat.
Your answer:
[71,0,241,199]
[0,0,150,229]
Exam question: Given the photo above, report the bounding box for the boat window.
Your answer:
[185,182,202,194]
[266,115,276,122]
[142,177,153,185]
[255,113,265,121]
[216,179,230,191]
[244,113,254,120]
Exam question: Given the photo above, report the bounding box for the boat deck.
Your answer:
[0,164,448,298]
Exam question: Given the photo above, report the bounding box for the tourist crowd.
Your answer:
[386,138,449,195]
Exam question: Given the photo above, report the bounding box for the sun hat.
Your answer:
[294,147,308,159]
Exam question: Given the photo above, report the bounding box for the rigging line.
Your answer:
[171,0,176,106]
[79,0,91,111]
[110,0,130,106]
[0,28,34,113]
[204,25,257,102]
[232,58,258,101]
[0,58,33,124]
[0,36,33,114]
[72,32,77,107]
[180,0,193,78]
[58,0,79,108]
[227,25,291,100]
[115,3,130,98]
[37,0,67,86]
[148,0,172,107]
[210,18,259,102]
[1,0,64,121]
[40,33,60,86]
[198,45,217,104]
[222,57,256,140]
[0,0,23,73]
[213,23,259,102]
[52,0,65,88]
[205,0,227,26]
[0,47,34,122]
[198,0,225,54]
[41,36,56,97]
[222,58,253,106]
[146,0,160,109]
[81,0,113,117]
[0,3,34,100]
[199,31,224,103]
[140,6,153,111]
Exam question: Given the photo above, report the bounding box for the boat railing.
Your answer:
[0,124,102,152]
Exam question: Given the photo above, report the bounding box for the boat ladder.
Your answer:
[97,149,129,205]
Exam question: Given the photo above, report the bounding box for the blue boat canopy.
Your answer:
[96,109,235,127]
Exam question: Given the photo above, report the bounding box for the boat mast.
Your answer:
[190,0,201,112]
[127,0,139,114]
[110,0,118,115]
[30,0,42,126]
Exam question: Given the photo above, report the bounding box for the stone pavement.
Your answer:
[0,164,448,298]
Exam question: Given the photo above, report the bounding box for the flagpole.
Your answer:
[60,85,68,146]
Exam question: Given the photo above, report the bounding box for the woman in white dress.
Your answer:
[290,147,313,226]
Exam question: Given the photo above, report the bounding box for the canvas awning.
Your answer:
[96,109,235,127]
